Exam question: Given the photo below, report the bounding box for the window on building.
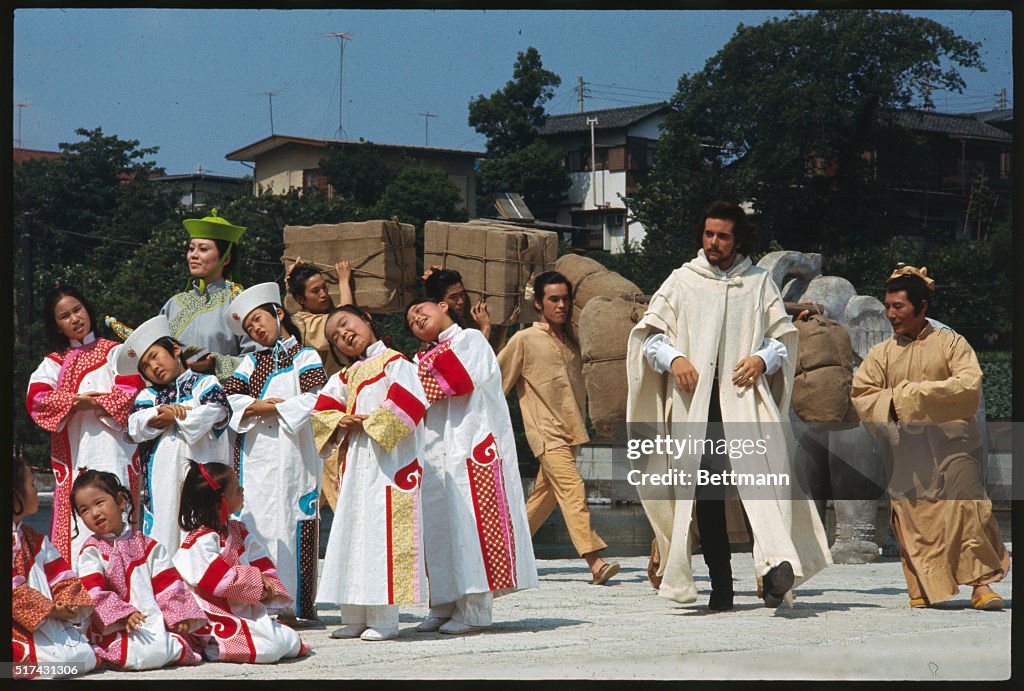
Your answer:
[605,212,624,228]
[565,150,584,173]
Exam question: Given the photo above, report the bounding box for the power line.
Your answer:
[586,82,675,97]
[39,226,282,266]
[453,132,485,150]
[586,94,657,106]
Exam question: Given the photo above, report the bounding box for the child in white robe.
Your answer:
[72,469,207,670]
[222,282,326,621]
[313,305,429,641]
[120,315,231,559]
[173,461,310,662]
[12,456,98,679]
[406,299,538,635]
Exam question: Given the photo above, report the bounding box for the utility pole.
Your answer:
[587,116,599,208]
[417,112,437,146]
[997,87,1007,110]
[578,76,585,113]
[15,101,30,148]
[21,212,34,349]
[260,90,280,135]
[322,32,354,138]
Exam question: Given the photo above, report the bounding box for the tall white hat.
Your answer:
[226,282,283,337]
[116,315,172,376]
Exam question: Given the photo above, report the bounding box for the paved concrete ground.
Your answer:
[88,545,1011,681]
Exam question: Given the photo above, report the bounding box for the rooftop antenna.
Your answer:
[322,31,354,138]
[15,101,31,148]
[417,111,437,146]
[259,90,281,135]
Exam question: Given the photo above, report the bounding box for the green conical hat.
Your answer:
[183,208,246,244]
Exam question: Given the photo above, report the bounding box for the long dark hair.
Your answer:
[43,284,99,353]
[179,461,234,536]
[13,456,30,518]
[696,200,758,256]
[212,239,241,282]
[70,470,135,538]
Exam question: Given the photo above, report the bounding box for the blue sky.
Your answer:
[13,8,1013,177]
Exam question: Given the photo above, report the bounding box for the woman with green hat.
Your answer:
[159,209,256,383]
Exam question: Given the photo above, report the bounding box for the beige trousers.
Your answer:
[525,444,607,557]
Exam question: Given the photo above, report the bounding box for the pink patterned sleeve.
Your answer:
[77,543,136,634]
[183,531,266,605]
[26,356,76,433]
[147,540,207,632]
[243,531,292,610]
[93,348,145,427]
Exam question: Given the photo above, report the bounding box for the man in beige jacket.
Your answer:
[498,271,619,585]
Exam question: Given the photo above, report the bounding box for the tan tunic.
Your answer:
[852,322,1008,603]
[498,322,589,456]
[292,310,350,378]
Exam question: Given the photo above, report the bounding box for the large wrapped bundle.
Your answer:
[791,314,859,429]
[579,295,649,439]
[555,253,642,341]
[423,220,557,326]
[281,220,416,313]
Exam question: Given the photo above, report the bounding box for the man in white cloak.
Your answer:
[626,200,830,609]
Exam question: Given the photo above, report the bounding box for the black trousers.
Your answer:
[695,378,734,595]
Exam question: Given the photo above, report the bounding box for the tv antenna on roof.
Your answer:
[15,101,31,148]
[417,112,437,146]
[258,90,282,135]
[321,32,354,138]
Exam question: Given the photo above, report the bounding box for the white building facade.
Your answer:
[538,103,668,254]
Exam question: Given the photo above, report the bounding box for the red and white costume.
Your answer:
[173,521,309,663]
[415,324,538,625]
[77,527,207,670]
[26,333,143,567]
[312,341,428,627]
[12,522,98,679]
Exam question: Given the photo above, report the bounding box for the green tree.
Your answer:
[629,10,983,261]
[373,167,467,231]
[14,128,174,271]
[468,46,560,157]
[319,142,397,208]
[13,128,177,470]
[468,47,570,217]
